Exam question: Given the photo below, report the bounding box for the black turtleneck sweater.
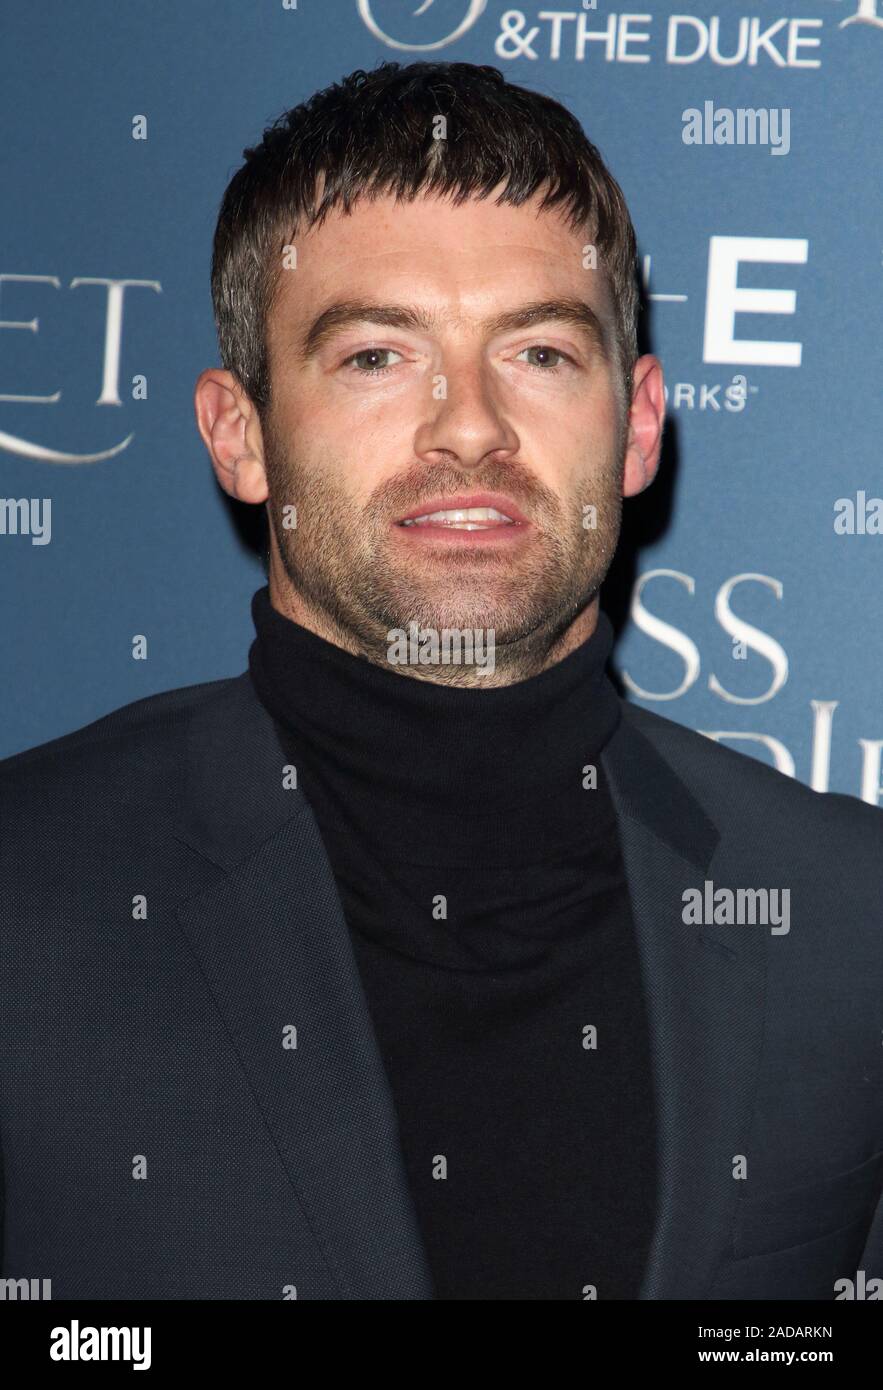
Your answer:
[247,586,656,1300]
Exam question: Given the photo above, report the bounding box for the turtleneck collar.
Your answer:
[247,584,623,861]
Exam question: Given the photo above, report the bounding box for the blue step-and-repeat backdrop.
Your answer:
[2,1,881,800]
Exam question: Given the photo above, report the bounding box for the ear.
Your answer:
[193,368,269,504]
[622,355,665,499]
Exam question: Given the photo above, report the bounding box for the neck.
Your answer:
[247,582,623,861]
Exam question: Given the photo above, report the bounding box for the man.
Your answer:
[1,62,881,1302]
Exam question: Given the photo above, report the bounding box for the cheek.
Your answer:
[305,380,413,445]
[530,371,618,434]
[324,409,417,501]
[267,395,387,495]
[528,392,619,485]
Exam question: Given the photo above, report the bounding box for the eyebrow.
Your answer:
[295,296,612,364]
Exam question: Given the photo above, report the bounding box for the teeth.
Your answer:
[401,506,515,528]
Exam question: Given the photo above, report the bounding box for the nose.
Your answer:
[412,359,520,473]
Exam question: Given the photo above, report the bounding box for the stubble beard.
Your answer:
[264,432,625,683]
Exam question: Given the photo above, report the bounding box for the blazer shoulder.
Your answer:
[619,697,883,843]
[0,674,246,789]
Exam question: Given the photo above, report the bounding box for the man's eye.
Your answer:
[342,348,403,374]
[516,345,573,371]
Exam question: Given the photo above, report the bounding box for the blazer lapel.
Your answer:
[172,674,434,1300]
[601,707,767,1299]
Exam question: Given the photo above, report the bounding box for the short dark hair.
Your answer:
[211,61,640,418]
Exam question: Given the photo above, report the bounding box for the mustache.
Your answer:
[365,460,561,523]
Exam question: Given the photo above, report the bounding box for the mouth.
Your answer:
[400,505,515,530]
[393,493,531,541]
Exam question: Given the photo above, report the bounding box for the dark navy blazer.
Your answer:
[1,672,882,1299]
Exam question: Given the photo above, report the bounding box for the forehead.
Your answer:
[271,189,611,325]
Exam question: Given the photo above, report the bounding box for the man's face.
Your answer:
[260,188,631,677]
